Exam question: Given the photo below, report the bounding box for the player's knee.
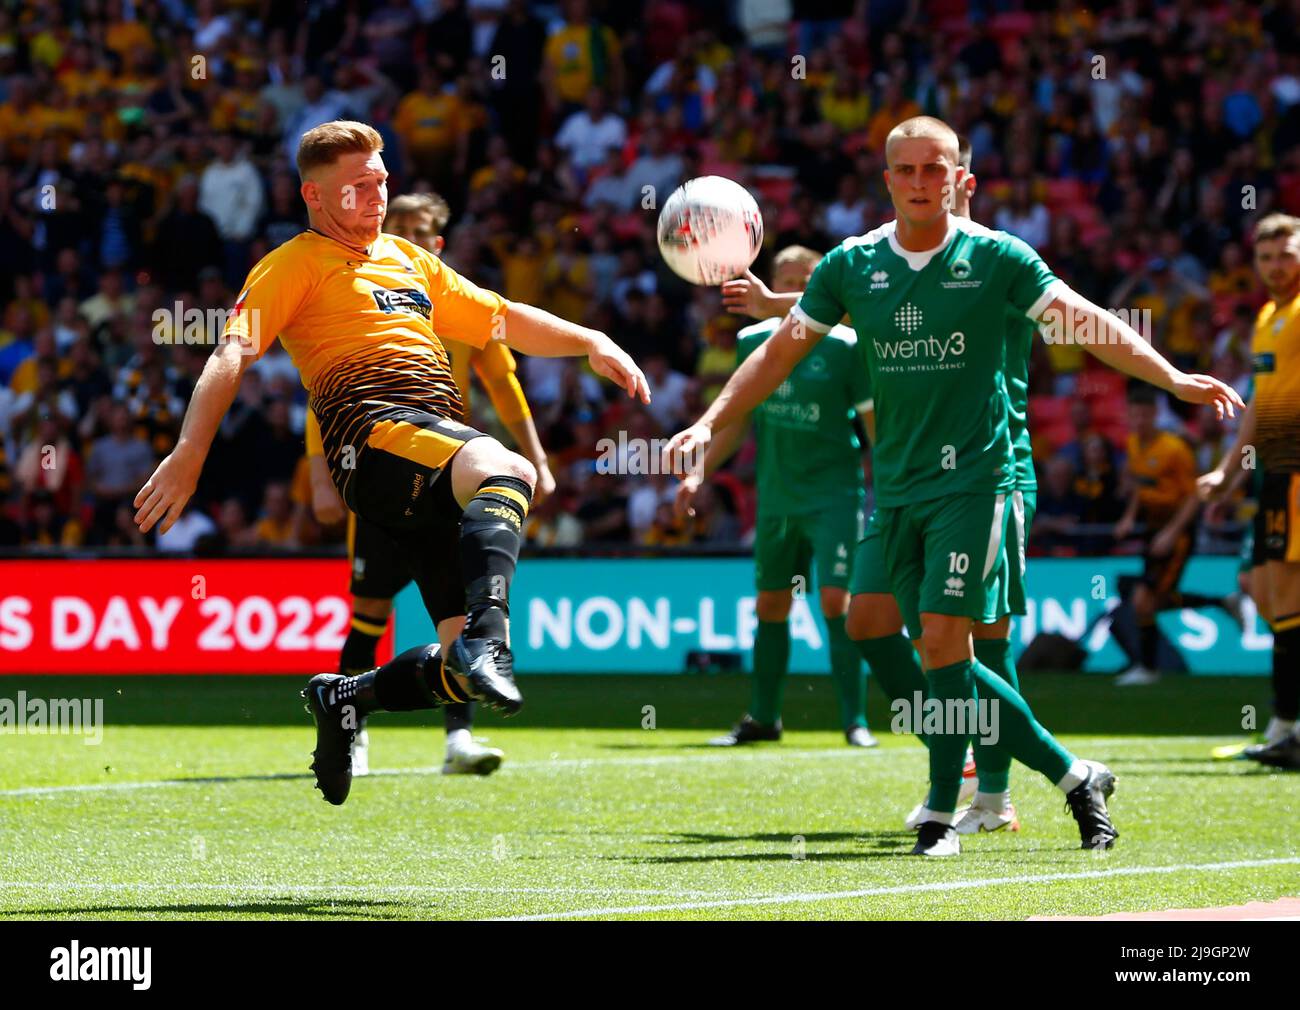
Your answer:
[819,587,849,619]
[502,452,537,491]
[846,593,902,640]
[918,616,971,669]
[755,591,792,622]
[973,615,1010,640]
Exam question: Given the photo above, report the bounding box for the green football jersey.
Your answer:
[794,217,1058,507]
[737,318,871,517]
[1006,313,1037,491]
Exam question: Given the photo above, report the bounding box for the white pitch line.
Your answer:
[491,856,1300,921]
[0,748,898,798]
[0,735,1240,800]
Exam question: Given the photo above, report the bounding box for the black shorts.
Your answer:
[1253,470,1300,565]
[347,512,412,600]
[343,407,488,626]
[1139,526,1194,598]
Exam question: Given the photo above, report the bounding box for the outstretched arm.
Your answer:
[1038,285,1243,419]
[674,417,749,519]
[1199,398,1257,500]
[134,339,254,533]
[721,270,800,320]
[502,301,650,405]
[663,311,822,472]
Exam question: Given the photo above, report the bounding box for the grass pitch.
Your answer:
[0,672,1295,920]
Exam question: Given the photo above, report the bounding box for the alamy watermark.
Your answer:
[151,301,261,355]
[1039,306,1152,346]
[0,692,104,745]
[596,431,703,476]
[890,691,999,746]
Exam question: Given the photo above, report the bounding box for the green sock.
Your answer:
[750,620,789,725]
[970,656,1075,784]
[924,660,976,813]
[855,632,928,746]
[972,638,1017,794]
[826,615,866,730]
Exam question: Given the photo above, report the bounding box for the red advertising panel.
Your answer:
[0,559,391,674]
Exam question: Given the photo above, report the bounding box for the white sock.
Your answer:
[974,790,1010,811]
[446,728,472,750]
[1056,760,1090,793]
[921,807,957,826]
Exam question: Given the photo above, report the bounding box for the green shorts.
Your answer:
[876,492,1011,638]
[1000,488,1036,618]
[753,505,865,593]
[849,509,890,596]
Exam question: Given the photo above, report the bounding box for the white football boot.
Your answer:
[955,799,1021,834]
[1115,665,1160,686]
[911,820,961,856]
[442,728,505,776]
[905,748,978,829]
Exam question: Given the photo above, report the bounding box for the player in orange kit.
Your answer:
[304,192,556,777]
[135,121,648,804]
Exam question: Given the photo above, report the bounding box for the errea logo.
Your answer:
[944,576,965,596]
[894,303,923,334]
[775,380,794,398]
[870,269,890,290]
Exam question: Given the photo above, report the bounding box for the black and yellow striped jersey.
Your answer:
[221,229,507,488]
[1253,289,1300,472]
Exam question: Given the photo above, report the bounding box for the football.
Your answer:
[656,175,764,285]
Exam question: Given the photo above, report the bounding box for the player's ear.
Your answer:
[300,178,321,211]
[433,236,445,256]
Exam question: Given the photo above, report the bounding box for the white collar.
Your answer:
[886,215,958,271]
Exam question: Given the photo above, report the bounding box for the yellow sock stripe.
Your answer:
[439,663,466,704]
[479,485,530,517]
[351,616,388,637]
[1273,613,1300,632]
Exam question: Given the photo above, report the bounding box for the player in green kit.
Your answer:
[854,137,1037,835]
[677,245,877,748]
[665,116,1242,856]
[716,139,1040,832]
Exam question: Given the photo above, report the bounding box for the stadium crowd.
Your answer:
[0,0,1296,554]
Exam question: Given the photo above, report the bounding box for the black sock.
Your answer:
[445,701,475,733]
[339,611,385,674]
[1273,621,1300,721]
[1138,620,1158,669]
[459,475,532,641]
[365,644,463,711]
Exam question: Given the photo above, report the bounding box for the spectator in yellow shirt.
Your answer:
[542,0,624,112]
[252,482,298,548]
[393,66,468,192]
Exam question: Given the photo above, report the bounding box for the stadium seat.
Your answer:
[1043,179,1086,207]
[1028,394,1070,425]
[1039,420,1078,450]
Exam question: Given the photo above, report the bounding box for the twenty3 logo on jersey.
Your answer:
[873,302,967,371]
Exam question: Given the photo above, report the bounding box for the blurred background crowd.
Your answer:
[0,0,1296,555]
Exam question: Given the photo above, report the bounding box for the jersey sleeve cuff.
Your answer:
[790,302,835,334]
[1024,279,1064,321]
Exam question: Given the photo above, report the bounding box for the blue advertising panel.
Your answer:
[394,557,1264,674]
